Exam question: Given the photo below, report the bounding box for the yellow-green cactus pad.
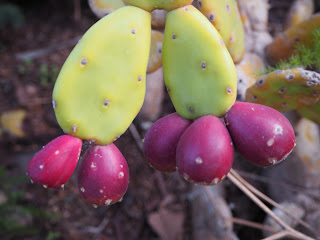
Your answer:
[197,0,245,63]
[245,69,320,111]
[88,0,125,18]
[267,13,320,64]
[52,6,151,145]
[285,0,314,29]
[123,0,193,12]
[297,101,320,124]
[147,30,163,73]
[163,5,237,119]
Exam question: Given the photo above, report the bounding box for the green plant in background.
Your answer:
[39,63,60,85]
[17,59,33,76]
[0,167,61,239]
[0,4,24,29]
[263,28,320,75]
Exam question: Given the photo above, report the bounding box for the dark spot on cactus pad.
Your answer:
[294,37,300,43]
[208,12,215,22]
[188,106,194,113]
[201,61,207,69]
[226,4,230,13]
[172,34,176,39]
[230,33,234,43]
[104,99,110,107]
[198,0,202,9]
[286,74,294,81]
[138,75,142,82]
[239,79,243,83]
[184,7,188,11]
[312,91,319,96]
[221,40,225,46]
[81,58,87,66]
[131,28,137,34]
[278,87,286,94]
[256,79,264,86]
[252,95,258,100]
[166,87,170,93]
[282,102,287,107]
[226,87,232,95]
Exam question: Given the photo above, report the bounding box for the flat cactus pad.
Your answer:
[245,68,320,111]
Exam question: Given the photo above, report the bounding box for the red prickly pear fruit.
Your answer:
[176,116,234,185]
[143,113,192,172]
[224,102,295,167]
[27,135,82,189]
[77,144,129,207]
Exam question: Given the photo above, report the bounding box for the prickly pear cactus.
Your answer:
[123,0,193,12]
[285,0,314,29]
[245,69,320,112]
[297,101,320,124]
[267,13,320,63]
[88,0,125,18]
[52,6,151,145]
[197,0,245,63]
[163,5,237,119]
[147,30,163,73]
[236,53,265,100]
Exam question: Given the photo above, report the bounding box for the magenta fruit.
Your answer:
[176,115,234,185]
[27,135,82,189]
[143,112,192,172]
[224,102,295,167]
[77,144,129,207]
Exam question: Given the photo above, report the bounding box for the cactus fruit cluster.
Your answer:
[27,0,298,207]
[144,101,295,185]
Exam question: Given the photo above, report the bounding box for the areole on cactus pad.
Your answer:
[162,5,237,119]
[52,6,151,145]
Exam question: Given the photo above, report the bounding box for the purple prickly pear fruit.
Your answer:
[27,135,82,189]
[176,116,234,185]
[224,102,295,167]
[77,144,129,207]
[143,112,192,172]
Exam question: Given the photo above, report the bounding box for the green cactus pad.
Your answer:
[52,6,151,145]
[297,101,320,124]
[197,0,245,63]
[123,0,193,12]
[267,13,320,64]
[162,5,237,119]
[245,69,320,111]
